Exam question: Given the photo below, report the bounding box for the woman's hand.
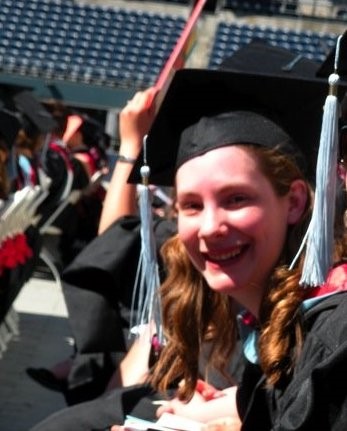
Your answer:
[156,383,240,425]
[156,389,208,419]
[195,379,226,401]
[98,87,157,234]
[118,87,157,157]
[206,416,242,431]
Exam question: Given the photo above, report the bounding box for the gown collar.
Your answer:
[238,263,347,364]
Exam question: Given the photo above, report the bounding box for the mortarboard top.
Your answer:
[42,99,69,137]
[79,114,104,148]
[0,108,22,150]
[13,90,57,137]
[129,41,347,187]
[0,82,32,107]
[219,39,320,78]
[0,84,30,141]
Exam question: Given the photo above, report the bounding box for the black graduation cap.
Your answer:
[0,81,32,107]
[42,99,69,138]
[13,91,57,137]
[220,39,320,77]
[79,114,104,148]
[129,41,347,187]
[0,108,22,150]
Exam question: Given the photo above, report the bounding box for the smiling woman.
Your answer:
[176,143,308,317]
[127,39,347,430]
[148,108,316,401]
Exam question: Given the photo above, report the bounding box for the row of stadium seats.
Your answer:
[0,0,341,87]
[139,0,347,21]
[209,22,338,69]
[0,0,185,87]
[2,0,345,20]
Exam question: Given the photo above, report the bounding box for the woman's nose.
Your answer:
[198,207,228,238]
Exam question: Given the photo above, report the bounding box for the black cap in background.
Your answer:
[79,114,104,148]
[219,39,320,77]
[13,91,57,138]
[0,108,22,150]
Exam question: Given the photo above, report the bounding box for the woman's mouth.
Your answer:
[204,245,247,263]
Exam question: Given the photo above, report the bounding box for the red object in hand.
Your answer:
[195,379,225,401]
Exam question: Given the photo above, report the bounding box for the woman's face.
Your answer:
[176,145,306,316]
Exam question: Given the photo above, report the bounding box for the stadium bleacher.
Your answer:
[208,21,338,68]
[0,0,346,96]
[0,0,186,88]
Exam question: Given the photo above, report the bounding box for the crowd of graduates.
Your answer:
[0,84,110,323]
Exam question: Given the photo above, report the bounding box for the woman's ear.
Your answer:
[287,179,308,225]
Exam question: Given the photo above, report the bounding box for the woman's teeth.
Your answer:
[209,247,242,261]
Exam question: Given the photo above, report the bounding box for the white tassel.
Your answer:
[290,34,343,287]
[130,136,164,344]
[299,89,339,286]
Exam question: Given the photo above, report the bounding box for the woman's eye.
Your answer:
[225,194,248,206]
[177,201,202,214]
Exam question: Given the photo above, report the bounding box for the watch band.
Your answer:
[117,154,137,164]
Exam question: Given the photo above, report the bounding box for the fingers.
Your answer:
[118,87,157,147]
[196,379,225,401]
[206,416,242,431]
[124,87,157,112]
[144,87,158,110]
[156,403,175,418]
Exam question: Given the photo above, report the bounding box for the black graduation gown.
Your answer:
[62,215,177,354]
[51,156,100,267]
[29,384,165,431]
[37,145,71,226]
[29,342,243,431]
[59,215,177,405]
[237,291,347,431]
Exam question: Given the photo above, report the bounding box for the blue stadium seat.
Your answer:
[209,21,339,70]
